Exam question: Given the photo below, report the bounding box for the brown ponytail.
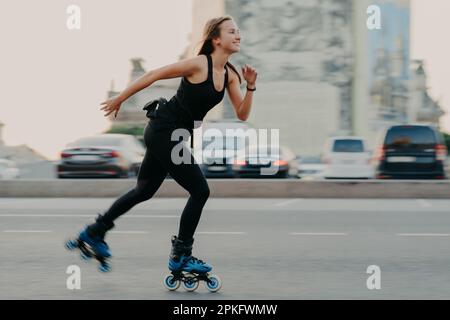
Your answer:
[196,16,242,84]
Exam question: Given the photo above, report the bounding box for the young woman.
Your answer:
[67,16,257,280]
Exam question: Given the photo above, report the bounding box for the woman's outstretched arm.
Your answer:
[100,56,203,118]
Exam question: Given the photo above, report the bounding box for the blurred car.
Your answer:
[57,134,145,179]
[232,144,298,178]
[374,124,447,179]
[322,136,374,179]
[297,155,325,180]
[0,159,20,179]
[192,120,253,178]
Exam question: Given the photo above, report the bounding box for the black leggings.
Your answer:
[100,122,210,241]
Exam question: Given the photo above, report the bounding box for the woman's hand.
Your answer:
[100,96,123,118]
[241,64,258,87]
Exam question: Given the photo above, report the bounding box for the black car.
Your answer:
[57,134,145,178]
[194,120,254,178]
[232,144,299,178]
[374,124,447,179]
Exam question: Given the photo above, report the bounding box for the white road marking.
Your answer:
[274,199,301,207]
[0,214,178,218]
[2,229,450,238]
[416,199,432,208]
[3,230,52,233]
[197,232,247,235]
[290,232,348,236]
[397,233,450,237]
[110,231,149,234]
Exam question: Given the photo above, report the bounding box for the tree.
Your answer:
[442,132,450,153]
[106,125,145,145]
[106,125,145,136]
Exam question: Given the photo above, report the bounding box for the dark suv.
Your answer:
[374,124,447,179]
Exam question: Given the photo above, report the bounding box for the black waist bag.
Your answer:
[143,97,167,120]
[142,97,179,132]
[143,97,194,148]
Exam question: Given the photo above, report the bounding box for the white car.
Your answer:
[322,136,374,179]
[0,159,20,179]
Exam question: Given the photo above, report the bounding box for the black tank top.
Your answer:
[174,54,228,123]
[148,54,228,148]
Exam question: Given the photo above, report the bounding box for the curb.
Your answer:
[1,179,450,198]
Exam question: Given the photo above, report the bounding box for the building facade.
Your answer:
[191,0,353,156]
[409,60,445,126]
[107,0,444,155]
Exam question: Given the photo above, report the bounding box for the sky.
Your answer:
[0,0,449,160]
[0,0,192,160]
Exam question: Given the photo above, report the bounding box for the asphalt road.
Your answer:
[1,197,450,299]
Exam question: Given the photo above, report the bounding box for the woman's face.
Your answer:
[216,20,241,53]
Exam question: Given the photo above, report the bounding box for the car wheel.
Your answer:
[279,171,289,179]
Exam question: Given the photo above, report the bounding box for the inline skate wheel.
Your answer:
[163,274,180,291]
[99,263,111,273]
[205,274,222,293]
[65,239,78,251]
[80,251,91,261]
[182,274,199,292]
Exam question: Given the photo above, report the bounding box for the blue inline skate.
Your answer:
[65,215,114,272]
[163,235,222,292]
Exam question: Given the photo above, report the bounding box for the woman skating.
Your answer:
[66,16,257,291]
